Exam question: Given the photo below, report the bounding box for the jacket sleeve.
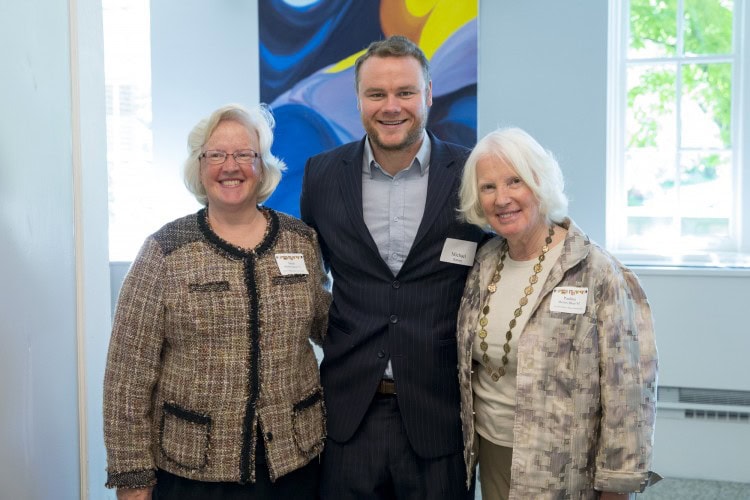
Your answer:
[103,237,167,489]
[309,229,331,347]
[594,264,658,493]
[300,157,316,232]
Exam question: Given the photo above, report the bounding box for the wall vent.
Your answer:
[683,409,750,422]
[658,386,750,407]
[658,386,750,423]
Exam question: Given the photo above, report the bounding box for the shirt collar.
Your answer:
[363,131,431,178]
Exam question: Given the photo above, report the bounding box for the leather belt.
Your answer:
[376,379,397,395]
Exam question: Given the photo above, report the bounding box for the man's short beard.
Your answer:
[371,124,426,152]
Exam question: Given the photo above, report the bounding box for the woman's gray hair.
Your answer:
[183,103,286,205]
[458,127,568,229]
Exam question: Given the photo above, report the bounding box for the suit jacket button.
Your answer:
[389,315,398,324]
[266,432,273,441]
[392,280,400,289]
[377,350,386,358]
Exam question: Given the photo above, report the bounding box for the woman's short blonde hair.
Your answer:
[183,103,286,205]
[458,127,568,229]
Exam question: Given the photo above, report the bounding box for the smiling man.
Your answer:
[301,35,486,499]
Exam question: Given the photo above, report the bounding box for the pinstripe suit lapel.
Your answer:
[411,135,461,251]
[336,139,382,261]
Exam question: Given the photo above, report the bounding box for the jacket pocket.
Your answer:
[291,388,326,457]
[188,280,230,292]
[272,274,308,285]
[159,401,211,470]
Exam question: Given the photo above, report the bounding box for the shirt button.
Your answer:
[377,350,386,358]
[389,315,398,324]
[393,216,399,222]
[392,253,398,260]
[392,280,400,289]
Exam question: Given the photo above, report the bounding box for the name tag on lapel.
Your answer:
[275,253,309,275]
[550,287,588,314]
[439,238,477,266]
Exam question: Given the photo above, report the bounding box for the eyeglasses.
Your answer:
[200,149,259,165]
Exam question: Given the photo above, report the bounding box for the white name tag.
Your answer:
[274,253,309,275]
[550,287,588,314]
[439,238,478,266]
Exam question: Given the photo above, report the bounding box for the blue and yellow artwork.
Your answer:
[260,0,478,216]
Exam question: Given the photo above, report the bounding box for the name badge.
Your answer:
[439,238,478,266]
[550,287,588,314]
[275,253,309,275]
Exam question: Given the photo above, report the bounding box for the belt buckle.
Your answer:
[377,379,397,395]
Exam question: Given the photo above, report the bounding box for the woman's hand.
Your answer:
[116,487,153,500]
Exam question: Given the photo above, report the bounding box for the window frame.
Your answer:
[607,0,750,268]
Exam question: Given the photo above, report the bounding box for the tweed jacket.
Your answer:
[103,207,331,489]
[457,219,658,498]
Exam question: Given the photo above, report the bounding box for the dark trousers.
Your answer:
[154,438,320,500]
[320,393,474,500]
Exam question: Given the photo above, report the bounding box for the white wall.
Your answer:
[0,1,80,498]
[478,1,608,242]
[0,0,112,498]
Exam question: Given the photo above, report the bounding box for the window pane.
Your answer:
[629,0,677,58]
[625,148,677,211]
[681,63,732,148]
[103,0,154,262]
[627,64,677,149]
[679,151,732,220]
[681,217,729,238]
[625,216,677,251]
[684,0,734,56]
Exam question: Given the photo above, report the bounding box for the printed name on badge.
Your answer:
[550,287,588,314]
[439,238,478,266]
[275,253,309,275]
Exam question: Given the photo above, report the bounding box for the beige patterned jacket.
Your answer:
[104,208,331,489]
[457,219,658,498]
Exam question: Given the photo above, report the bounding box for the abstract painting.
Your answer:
[260,0,478,216]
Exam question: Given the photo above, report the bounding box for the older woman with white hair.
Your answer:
[456,127,659,499]
[103,103,331,500]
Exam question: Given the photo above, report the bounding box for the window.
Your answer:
[103,0,155,262]
[607,0,750,267]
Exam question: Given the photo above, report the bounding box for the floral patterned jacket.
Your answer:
[457,219,658,498]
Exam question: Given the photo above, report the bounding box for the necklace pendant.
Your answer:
[479,231,555,385]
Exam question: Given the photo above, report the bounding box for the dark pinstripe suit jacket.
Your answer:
[300,132,486,458]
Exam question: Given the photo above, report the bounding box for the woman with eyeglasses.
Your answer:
[103,103,330,500]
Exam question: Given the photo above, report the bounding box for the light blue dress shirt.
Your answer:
[362,133,431,379]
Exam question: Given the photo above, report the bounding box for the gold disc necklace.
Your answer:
[477,226,555,382]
